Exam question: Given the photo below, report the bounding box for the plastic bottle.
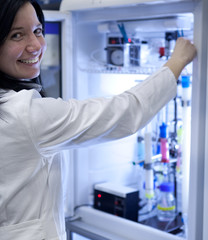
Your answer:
[157,182,176,221]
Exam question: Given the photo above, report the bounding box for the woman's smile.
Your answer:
[18,57,39,64]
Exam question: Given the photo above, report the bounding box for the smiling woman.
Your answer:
[0,3,46,79]
[0,0,46,96]
[0,1,196,240]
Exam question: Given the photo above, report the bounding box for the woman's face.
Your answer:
[0,2,46,80]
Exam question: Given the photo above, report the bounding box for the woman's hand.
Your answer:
[164,37,197,80]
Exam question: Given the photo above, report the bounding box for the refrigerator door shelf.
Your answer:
[66,206,183,240]
[60,0,192,11]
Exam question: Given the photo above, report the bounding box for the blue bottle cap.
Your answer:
[181,76,190,88]
[160,182,174,192]
[137,136,144,142]
[160,122,167,138]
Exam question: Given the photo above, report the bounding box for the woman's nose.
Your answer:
[26,34,41,53]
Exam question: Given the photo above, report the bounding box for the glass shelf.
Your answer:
[78,61,193,76]
[78,62,159,75]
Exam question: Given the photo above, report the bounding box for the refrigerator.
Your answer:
[43,0,208,239]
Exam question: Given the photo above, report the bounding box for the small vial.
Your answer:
[157,182,176,221]
[159,123,170,181]
[137,136,145,162]
[160,122,169,163]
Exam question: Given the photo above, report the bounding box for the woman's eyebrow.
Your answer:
[10,23,43,32]
[10,27,24,32]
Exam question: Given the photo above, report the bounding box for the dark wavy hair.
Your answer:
[0,0,45,97]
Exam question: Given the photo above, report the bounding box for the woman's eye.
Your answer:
[35,28,43,36]
[11,32,22,40]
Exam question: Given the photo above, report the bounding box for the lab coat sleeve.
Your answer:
[29,66,177,154]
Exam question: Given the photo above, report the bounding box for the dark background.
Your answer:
[37,0,62,10]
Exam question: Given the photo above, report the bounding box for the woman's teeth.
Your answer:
[20,57,39,64]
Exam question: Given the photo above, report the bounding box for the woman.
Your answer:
[0,0,196,240]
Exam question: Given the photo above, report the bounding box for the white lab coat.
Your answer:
[0,67,176,240]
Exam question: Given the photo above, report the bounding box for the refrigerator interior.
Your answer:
[67,2,196,239]
[41,21,62,98]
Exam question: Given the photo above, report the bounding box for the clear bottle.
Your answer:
[157,182,176,221]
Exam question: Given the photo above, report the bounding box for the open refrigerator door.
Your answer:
[42,0,208,240]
